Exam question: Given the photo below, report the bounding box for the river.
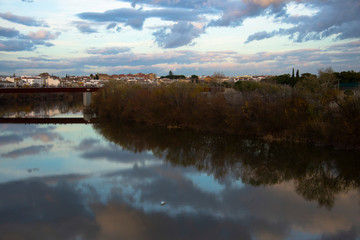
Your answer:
[0,101,359,240]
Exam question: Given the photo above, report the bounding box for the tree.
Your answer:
[169,70,173,76]
[318,67,337,89]
[211,71,225,84]
[334,70,360,83]
[273,74,292,85]
[291,68,296,87]
[191,75,199,83]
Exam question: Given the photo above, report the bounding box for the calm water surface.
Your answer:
[0,104,360,240]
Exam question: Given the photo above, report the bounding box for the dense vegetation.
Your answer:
[92,69,360,148]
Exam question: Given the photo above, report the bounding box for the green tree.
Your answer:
[273,74,292,85]
[191,75,199,83]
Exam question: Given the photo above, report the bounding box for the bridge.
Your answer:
[0,87,100,94]
[0,117,95,124]
[0,87,101,107]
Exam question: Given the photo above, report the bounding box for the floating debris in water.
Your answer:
[160,201,166,206]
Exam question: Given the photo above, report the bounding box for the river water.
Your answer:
[0,102,359,240]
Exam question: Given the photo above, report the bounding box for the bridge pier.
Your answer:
[83,92,92,107]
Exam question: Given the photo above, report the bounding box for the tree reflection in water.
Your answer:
[93,119,360,209]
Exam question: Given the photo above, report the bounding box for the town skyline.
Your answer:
[0,0,359,77]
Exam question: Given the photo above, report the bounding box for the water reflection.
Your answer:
[0,94,83,118]
[0,114,360,239]
[93,119,360,209]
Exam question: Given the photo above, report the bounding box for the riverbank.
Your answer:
[92,81,360,149]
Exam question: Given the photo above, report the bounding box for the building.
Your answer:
[0,80,15,88]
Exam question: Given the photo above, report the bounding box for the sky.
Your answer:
[0,0,359,77]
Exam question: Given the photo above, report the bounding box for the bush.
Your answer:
[92,81,360,148]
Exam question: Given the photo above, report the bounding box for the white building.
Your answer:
[46,76,60,87]
[0,80,15,88]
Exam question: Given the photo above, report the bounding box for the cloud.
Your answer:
[0,26,20,38]
[0,134,23,146]
[246,0,360,43]
[80,146,155,163]
[0,27,59,51]
[86,46,131,55]
[0,12,48,27]
[74,138,100,151]
[0,179,97,239]
[1,145,53,159]
[245,30,278,43]
[106,22,117,30]
[21,0,34,2]
[0,39,35,51]
[153,22,204,48]
[27,30,60,40]
[77,7,206,30]
[1,44,359,75]
[17,56,61,62]
[74,21,98,34]
[121,0,360,48]
[31,133,63,143]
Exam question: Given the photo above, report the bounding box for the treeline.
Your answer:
[92,69,360,148]
[270,69,360,87]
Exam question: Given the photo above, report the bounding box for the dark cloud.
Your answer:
[1,144,53,159]
[32,173,91,185]
[245,30,277,43]
[0,179,97,239]
[2,125,64,143]
[74,21,98,34]
[246,0,360,43]
[77,7,206,30]
[126,0,209,9]
[119,0,360,48]
[74,140,155,163]
[0,134,23,146]
[0,12,48,27]
[74,138,100,151]
[0,27,59,51]
[320,229,358,240]
[153,22,204,48]
[326,40,360,52]
[86,46,131,55]
[106,22,117,30]
[0,45,359,75]
[80,146,155,163]
[0,26,20,38]
[17,56,61,62]
[0,39,36,51]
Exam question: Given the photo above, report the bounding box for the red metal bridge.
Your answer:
[0,87,101,94]
[0,118,95,124]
